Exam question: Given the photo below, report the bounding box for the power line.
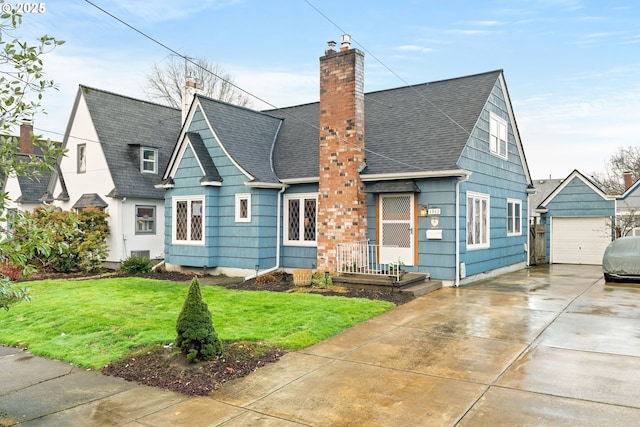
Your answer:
[303,0,471,136]
[81,0,430,171]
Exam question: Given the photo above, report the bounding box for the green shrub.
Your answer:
[175,277,223,363]
[10,206,110,273]
[120,256,152,274]
[311,271,332,288]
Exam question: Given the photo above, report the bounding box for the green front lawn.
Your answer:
[0,277,394,369]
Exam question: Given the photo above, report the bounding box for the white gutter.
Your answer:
[244,184,288,281]
[362,169,470,181]
[455,172,471,287]
[280,170,470,186]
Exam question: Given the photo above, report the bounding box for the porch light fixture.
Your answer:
[420,205,428,217]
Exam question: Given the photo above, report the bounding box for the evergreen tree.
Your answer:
[175,277,223,362]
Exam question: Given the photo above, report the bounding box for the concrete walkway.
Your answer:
[2,264,640,426]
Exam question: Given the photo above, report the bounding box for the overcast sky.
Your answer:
[9,0,640,180]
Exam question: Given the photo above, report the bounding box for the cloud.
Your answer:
[393,45,433,53]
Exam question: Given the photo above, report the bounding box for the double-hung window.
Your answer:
[507,199,522,236]
[284,193,317,246]
[235,193,251,222]
[135,205,156,235]
[141,147,158,174]
[467,192,490,249]
[489,112,508,159]
[172,196,204,244]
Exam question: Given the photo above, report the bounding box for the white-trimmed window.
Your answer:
[77,144,86,173]
[172,196,204,244]
[235,193,251,222]
[284,193,317,246]
[467,192,490,249]
[489,112,508,159]
[141,147,158,174]
[507,199,522,236]
[135,205,156,235]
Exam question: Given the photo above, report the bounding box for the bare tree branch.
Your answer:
[144,56,252,109]
[591,146,640,195]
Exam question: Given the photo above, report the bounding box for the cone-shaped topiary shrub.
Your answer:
[175,276,223,363]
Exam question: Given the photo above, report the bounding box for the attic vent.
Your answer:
[130,250,150,259]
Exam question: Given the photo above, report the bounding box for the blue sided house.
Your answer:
[158,36,533,286]
[535,169,615,265]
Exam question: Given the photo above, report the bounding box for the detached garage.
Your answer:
[550,216,612,264]
[536,170,615,265]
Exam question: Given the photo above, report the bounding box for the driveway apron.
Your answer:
[2,264,640,426]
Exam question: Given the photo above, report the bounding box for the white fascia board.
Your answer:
[360,170,471,181]
[154,183,174,189]
[280,177,319,185]
[498,73,533,187]
[244,181,286,189]
[200,181,222,187]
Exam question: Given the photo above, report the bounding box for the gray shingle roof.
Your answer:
[197,97,282,183]
[15,154,52,203]
[185,132,222,183]
[268,70,502,180]
[80,86,181,199]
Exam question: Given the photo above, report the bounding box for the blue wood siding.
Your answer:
[166,107,280,270]
[456,79,530,279]
[540,176,615,261]
[415,178,458,280]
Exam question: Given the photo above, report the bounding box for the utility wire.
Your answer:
[303,0,471,136]
[82,0,433,171]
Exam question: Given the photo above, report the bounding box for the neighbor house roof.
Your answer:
[268,70,504,180]
[14,154,53,204]
[530,177,564,216]
[77,86,182,199]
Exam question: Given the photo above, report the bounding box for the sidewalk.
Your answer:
[2,264,640,426]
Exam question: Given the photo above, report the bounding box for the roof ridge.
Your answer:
[262,69,503,113]
[79,85,180,112]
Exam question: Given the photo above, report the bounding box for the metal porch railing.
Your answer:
[336,240,402,281]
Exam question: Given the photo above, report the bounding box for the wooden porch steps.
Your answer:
[333,272,442,297]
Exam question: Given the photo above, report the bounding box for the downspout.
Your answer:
[244,184,288,281]
[455,173,471,287]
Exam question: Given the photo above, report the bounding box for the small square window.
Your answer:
[141,147,157,174]
[235,193,251,222]
[135,205,156,234]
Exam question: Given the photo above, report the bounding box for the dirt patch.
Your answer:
[25,269,413,396]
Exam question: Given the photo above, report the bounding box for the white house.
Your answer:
[45,86,181,267]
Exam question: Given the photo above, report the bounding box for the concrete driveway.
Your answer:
[2,264,639,426]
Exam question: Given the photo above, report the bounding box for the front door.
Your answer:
[379,193,414,265]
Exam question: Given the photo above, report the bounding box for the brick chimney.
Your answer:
[19,119,34,154]
[317,34,367,272]
[623,171,634,191]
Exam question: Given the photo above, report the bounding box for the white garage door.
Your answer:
[551,217,612,265]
